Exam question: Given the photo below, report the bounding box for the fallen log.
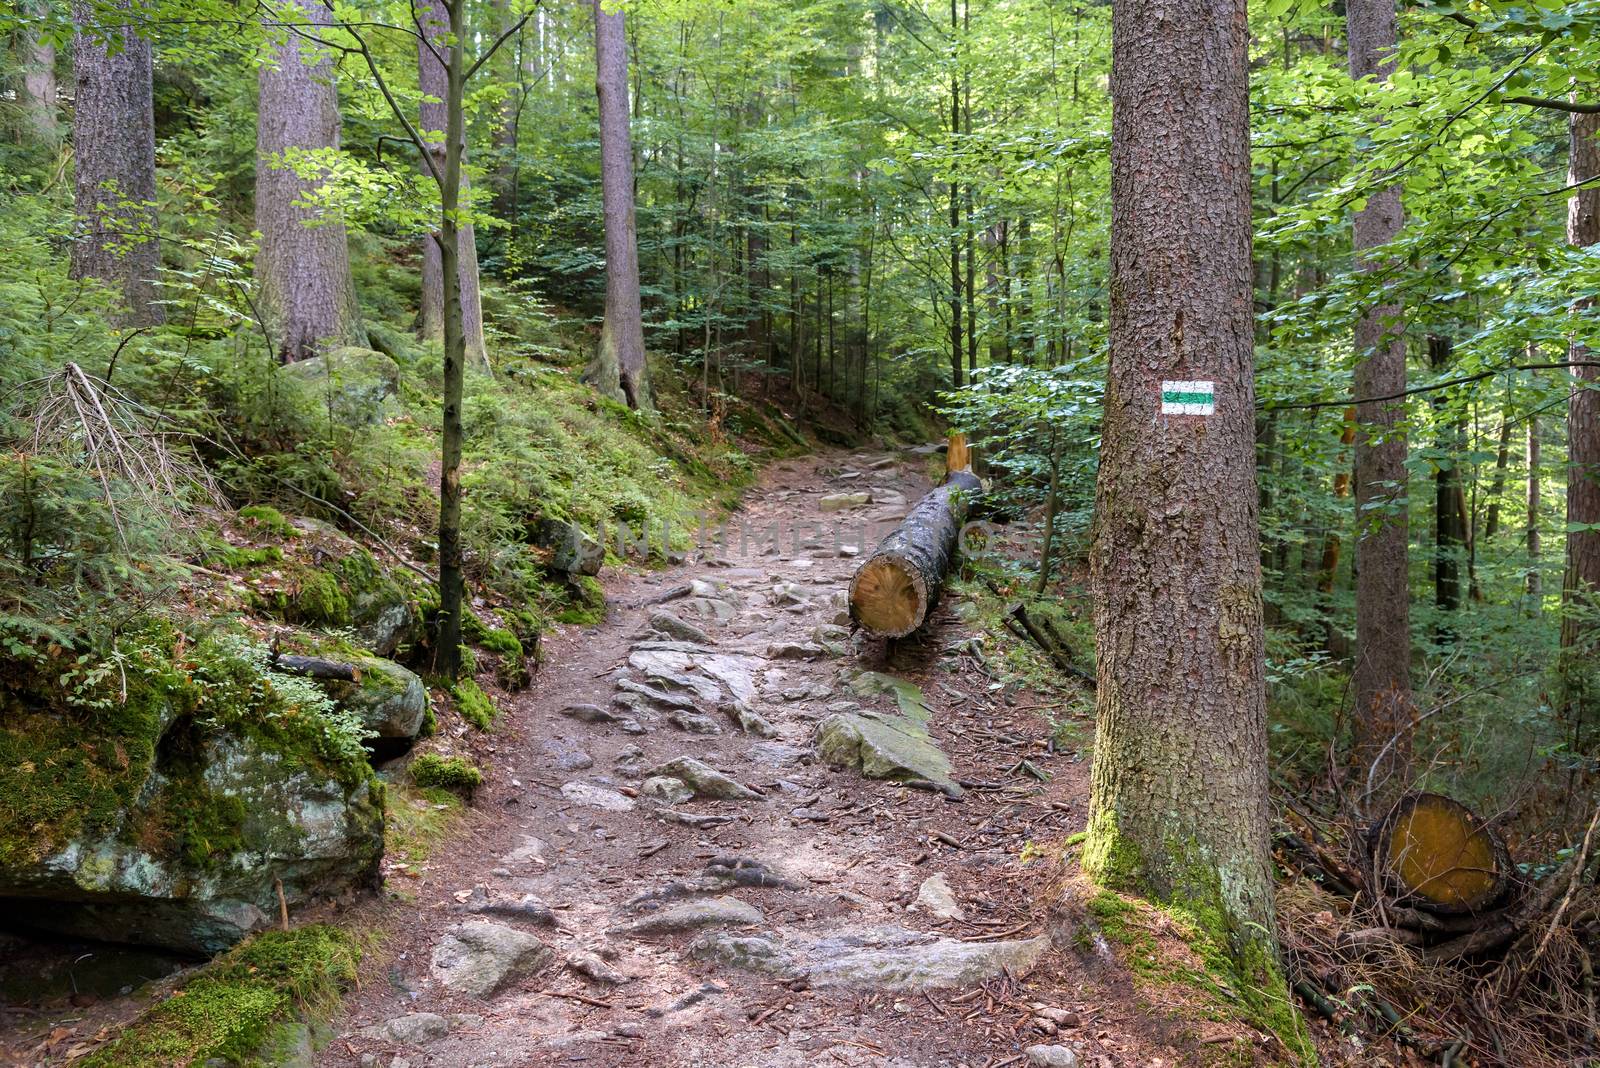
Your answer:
[1371,792,1510,915]
[848,437,983,638]
[269,653,360,682]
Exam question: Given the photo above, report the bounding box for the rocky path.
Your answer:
[323,451,1107,1068]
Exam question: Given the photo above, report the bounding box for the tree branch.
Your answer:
[1505,95,1600,114]
[1262,361,1600,412]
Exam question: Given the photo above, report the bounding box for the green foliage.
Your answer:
[409,753,482,797]
[79,925,362,1068]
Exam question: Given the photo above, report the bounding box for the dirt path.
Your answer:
[320,451,1124,1068]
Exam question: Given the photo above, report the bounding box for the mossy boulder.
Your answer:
[313,654,429,758]
[271,539,424,658]
[280,346,401,427]
[0,634,384,954]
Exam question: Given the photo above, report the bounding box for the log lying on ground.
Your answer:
[269,653,360,682]
[1371,792,1510,915]
[848,443,982,638]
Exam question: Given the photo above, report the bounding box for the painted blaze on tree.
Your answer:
[1085,0,1279,993]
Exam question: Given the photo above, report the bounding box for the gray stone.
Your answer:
[541,736,594,772]
[362,1013,448,1044]
[567,949,627,984]
[806,934,1050,990]
[616,676,701,710]
[430,921,551,997]
[725,702,778,738]
[535,518,603,576]
[814,712,962,798]
[685,932,801,976]
[770,582,808,606]
[560,703,617,724]
[280,347,398,427]
[819,491,871,512]
[316,655,427,749]
[648,610,713,644]
[560,781,636,812]
[668,709,724,735]
[466,893,555,926]
[749,742,809,768]
[639,776,694,805]
[643,757,760,800]
[912,874,965,921]
[1024,1045,1080,1068]
[615,897,764,936]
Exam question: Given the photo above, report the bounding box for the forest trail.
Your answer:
[321,450,1112,1068]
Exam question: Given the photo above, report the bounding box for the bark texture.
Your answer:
[255,0,364,360]
[1347,0,1412,788]
[21,2,60,148]
[1085,0,1275,950]
[848,469,981,638]
[1562,109,1600,739]
[419,0,488,369]
[588,0,650,408]
[71,0,163,325]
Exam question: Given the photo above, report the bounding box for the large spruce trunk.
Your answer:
[419,0,488,369]
[588,0,650,409]
[1084,0,1276,955]
[1562,109,1600,746]
[255,0,364,361]
[70,0,163,326]
[1347,0,1413,793]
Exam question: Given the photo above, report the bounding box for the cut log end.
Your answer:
[849,554,928,638]
[1375,793,1509,914]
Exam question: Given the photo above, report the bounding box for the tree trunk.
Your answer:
[71,0,163,326]
[1562,108,1600,743]
[850,469,982,638]
[1527,411,1542,612]
[21,2,60,148]
[947,0,963,389]
[255,0,362,359]
[588,0,651,409]
[420,0,488,370]
[1482,386,1513,540]
[1347,0,1412,790]
[431,0,470,679]
[1085,0,1277,970]
[1430,335,1463,625]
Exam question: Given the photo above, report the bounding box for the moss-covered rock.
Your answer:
[280,346,401,427]
[314,653,429,758]
[0,632,384,954]
[410,753,482,798]
[266,540,424,658]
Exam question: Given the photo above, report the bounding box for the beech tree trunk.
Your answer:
[71,0,163,326]
[588,0,650,409]
[419,0,488,369]
[255,0,363,360]
[1562,109,1600,742]
[1085,0,1275,962]
[1347,0,1412,790]
[1527,412,1542,612]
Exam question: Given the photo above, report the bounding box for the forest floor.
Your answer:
[311,449,1292,1068]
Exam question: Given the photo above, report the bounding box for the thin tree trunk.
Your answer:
[71,0,163,326]
[1086,0,1275,964]
[420,0,488,370]
[1430,335,1463,627]
[947,0,963,389]
[432,0,469,678]
[1528,411,1542,612]
[1483,381,1514,540]
[1035,428,1060,595]
[1562,109,1600,745]
[1347,0,1412,791]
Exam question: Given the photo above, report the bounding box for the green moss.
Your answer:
[292,569,352,628]
[237,505,298,540]
[555,575,606,625]
[216,545,284,569]
[419,703,437,737]
[452,678,497,731]
[410,753,482,797]
[80,925,360,1068]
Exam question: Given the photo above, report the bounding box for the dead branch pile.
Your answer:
[1277,794,1600,1066]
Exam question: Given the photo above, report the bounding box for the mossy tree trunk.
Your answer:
[419,0,489,370]
[1085,0,1276,969]
[70,0,163,326]
[1347,0,1413,790]
[256,0,364,360]
[588,0,651,410]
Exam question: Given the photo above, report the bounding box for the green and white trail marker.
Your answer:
[1160,379,1214,416]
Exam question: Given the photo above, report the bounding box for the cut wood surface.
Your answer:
[849,438,982,638]
[1373,792,1509,914]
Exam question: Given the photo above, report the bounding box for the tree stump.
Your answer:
[1372,793,1510,914]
